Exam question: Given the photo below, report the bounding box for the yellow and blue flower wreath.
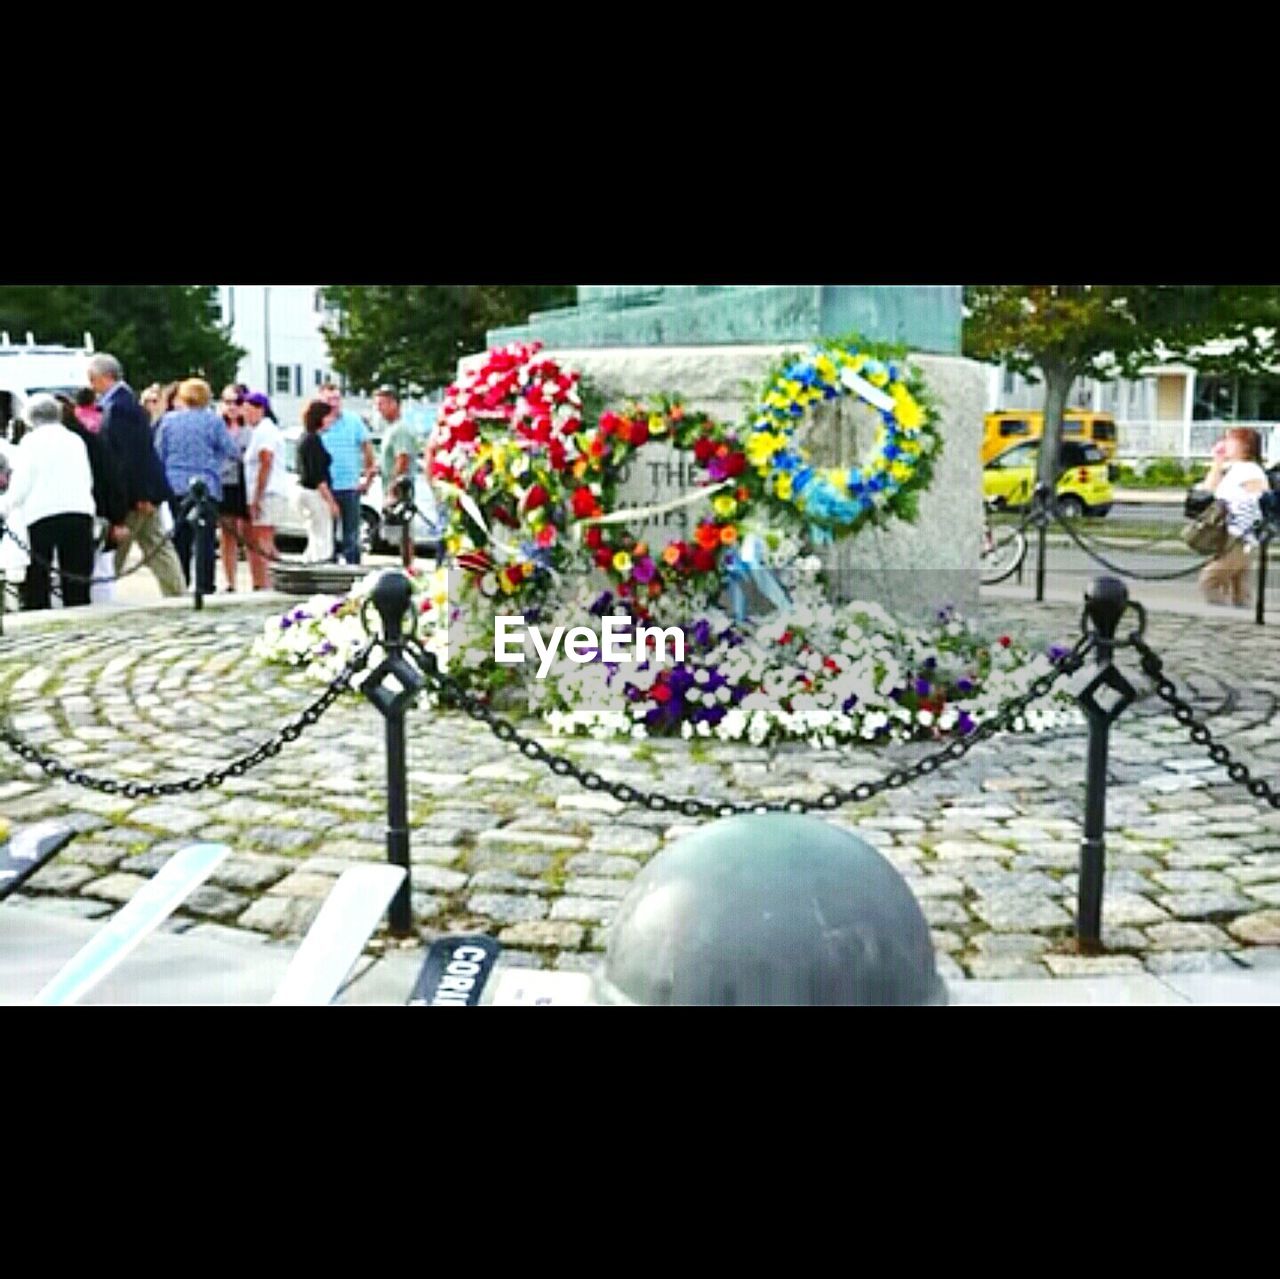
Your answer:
[745,337,941,541]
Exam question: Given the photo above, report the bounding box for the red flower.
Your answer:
[572,488,600,518]
[600,412,622,436]
[561,417,581,435]
[725,452,747,477]
[691,546,716,573]
[630,420,650,447]
[547,439,567,471]
[523,484,549,512]
[998,635,1011,648]
[594,547,614,569]
[585,526,603,549]
[615,417,634,444]
[651,682,672,704]
[693,437,716,464]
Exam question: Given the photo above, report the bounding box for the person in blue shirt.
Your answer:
[155,378,237,595]
[317,382,377,564]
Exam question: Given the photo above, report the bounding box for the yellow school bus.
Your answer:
[982,411,1118,465]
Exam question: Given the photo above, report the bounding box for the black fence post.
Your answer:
[395,477,414,570]
[187,480,210,612]
[1033,481,1050,603]
[1075,576,1138,953]
[1257,528,1270,627]
[362,569,425,937]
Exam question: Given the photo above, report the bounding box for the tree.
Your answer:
[319,285,576,397]
[0,285,244,391]
[962,286,1280,495]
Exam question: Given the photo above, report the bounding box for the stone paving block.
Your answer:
[1144,950,1244,976]
[1152,869,1237,893]
[930,930,963,954]
[125,803,210,836]
[25,864,98,894]
[240,825,321,853]
[1042,953,1145,977]
[550,897,618,925]
[1155,892,1255,921]
[209,853,295,892]
[903,873,965,899]
[919,898,970,928]
[180,885,249,922]
[269,871,338,900]
[475,829,585,853]
[1227,911,1280,945]
[932,840,1008,861]
[238,895,323,935]
[498,921,585,950]
[1145,921,1237,951]
[467,893,549,925]
[585,827,660,856]
[468,870,554,895]
[1243,883,1280,907]
[965,956,1050,980]
[973,933,1052,957]
[563,877,632,901]
[83,873,150,904]
[467,850,555,876]
[971,896,1073,932]
[555,793,627,816]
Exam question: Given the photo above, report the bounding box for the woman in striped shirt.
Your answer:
[1200,426,1269,607]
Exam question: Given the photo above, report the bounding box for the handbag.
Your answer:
[1184,487,1213,519]
[1182,498,1231,556]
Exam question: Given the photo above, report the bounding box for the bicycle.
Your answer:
[980,497,1028,585]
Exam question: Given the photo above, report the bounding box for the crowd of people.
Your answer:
[0,353,434,611]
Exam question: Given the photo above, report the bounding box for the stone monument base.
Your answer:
[458,343,986,622]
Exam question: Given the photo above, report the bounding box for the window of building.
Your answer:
[273,364,292,395]
[294,365,303,397]
[314,288,325,313]
[315,369,324,387]
[1002,368,1016,395]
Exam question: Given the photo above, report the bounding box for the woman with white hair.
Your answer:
[0,394,96,609]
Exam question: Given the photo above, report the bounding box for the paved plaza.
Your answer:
[2,579,1280,996]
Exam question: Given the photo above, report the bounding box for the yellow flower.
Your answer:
[648,412,666,435]
[746,432,786,467]
[446,535,462,555]
[775,473,793,502]
[868,369,889,388]
[890,461,913,483]
[612,551,633,574]
[815,354,837,382]
[712,494,737,518]
[899,438,922,457]
[826,468,849,492]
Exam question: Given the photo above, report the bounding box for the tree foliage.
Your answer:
[319,285,576,397]
[963,285,1280,489]
[0,285,243,391]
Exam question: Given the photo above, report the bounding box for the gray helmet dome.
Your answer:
[595,814,947,1006]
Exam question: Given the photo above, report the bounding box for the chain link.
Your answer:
[0,643,374,796]
[1050,506,1214,581]
[408,634,1095,817]
[1128,632,1280,808]
[0,505,192,589]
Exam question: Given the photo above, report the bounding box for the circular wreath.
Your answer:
[744,336,940,538]
[431,341,587,599]
[570,398,760,612]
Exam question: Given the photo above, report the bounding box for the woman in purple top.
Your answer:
[155,378,237,595]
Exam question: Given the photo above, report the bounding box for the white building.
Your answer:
[215,285,368,429]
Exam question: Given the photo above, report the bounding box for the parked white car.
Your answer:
[274,428,443,556]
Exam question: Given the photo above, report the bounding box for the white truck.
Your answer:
[0,332,94,441]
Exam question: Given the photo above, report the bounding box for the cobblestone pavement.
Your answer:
[2,594,1280,984]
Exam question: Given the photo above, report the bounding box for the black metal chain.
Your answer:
[1128,631,1280,808]
[1050,506,1214,580]
[0,643,374,797]
[222,517,307,566]
[0,504,190,589]
[405,633,1095,817]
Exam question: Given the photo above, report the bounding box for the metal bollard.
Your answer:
[186,479,213,612]
[361,570,425,936]
[1258,530,1270,627]
[393,476,414,570]
[595,814,947,1005]
[1075,576,1138,953]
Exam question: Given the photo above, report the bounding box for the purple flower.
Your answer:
[924,656,937,670]
[589,591,614,617]
[632,556,656,585]
[1047,644,1069,663]
[693,619,712,648]
[956,677,974,694]
[956,711,976,735]
[707,457,729,481]
[914,678,931,696]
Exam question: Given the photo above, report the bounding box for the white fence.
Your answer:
[1117,419,1280,465]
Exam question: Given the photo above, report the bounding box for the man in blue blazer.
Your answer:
[88,354,186,596]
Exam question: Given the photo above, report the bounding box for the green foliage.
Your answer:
[962,285,1280,489]
[0,285,243,390]
[1115,457,1204,488]
[319,285,575,397]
